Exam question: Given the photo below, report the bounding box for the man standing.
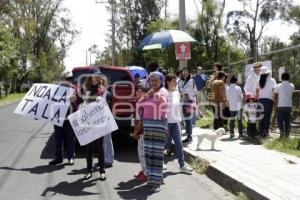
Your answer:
[274,72,295,138]
[193,66,209,116]
[244,62,262,96]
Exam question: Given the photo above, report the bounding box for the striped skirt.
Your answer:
[143,119,167,187]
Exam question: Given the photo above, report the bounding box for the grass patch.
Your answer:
[197,111,214,128]
[196,110,247,129]
[265,138,300,158]
[0,93,26,106]
[190,158,210,174]
[236,192,249,200]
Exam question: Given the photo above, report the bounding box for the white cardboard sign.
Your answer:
[68,99,118,146]
[14,83,74,127]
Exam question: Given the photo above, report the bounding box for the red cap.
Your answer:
[246,94,257,101]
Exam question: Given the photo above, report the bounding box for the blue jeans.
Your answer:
[182,106,194,140]
[103,133,114,164]
[184,119,193,140]
[258,98,274,135]
[229,110,243,136]
[54,121,75,160]
[277,107,292,137]
[165,123,185,168]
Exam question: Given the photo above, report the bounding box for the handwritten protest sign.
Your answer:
[68,98,118,146]
[14,83,74,127]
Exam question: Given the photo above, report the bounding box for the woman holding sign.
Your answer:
[137,71,168,193]
[82,68,107,181]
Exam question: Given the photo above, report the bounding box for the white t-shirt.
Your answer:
[256,77,277,100]
[244,71,260,95]
[244,103,257,123]
[167,90,182,123]
[274,81,295,107]
[178,78,197,100]
[226,84,244,111]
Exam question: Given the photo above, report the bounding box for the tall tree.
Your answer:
[0,23,18,95]
[195,0,226,65]
[226,0,292,63]
[0,0,78,86]
[106,0,162,66]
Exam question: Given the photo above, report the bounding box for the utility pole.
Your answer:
[86,50,88,66]
[96,0,117,66]
[179,0,187,70]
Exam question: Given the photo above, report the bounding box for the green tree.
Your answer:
[0,23,18,96]
[196,0,225,63]
[0,0,78,89]
[226,0,293,63]
[102,0,162,66]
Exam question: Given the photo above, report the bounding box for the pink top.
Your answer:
[137,87,168,120]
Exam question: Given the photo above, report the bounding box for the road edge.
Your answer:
[0,100,20,108]
[183,150,269,200]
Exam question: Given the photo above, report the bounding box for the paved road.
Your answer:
[0,103,234,200]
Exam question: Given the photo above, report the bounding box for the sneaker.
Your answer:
[68,159,75,166]
[84,172,92,180]
[163,163,167,170]
[182,138,193,144]
[100,173,106,181]
[180,165,193,173]
[149,186,160,193]
[136,173,147,182]
[134,171,143,178]
[49,159,63,166]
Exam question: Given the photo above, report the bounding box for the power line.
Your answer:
[230,44,300,66]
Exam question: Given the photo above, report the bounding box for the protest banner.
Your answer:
[14,83,74,127]
[68,98,118,146]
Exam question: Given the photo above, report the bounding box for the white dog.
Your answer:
[191,128,226,150]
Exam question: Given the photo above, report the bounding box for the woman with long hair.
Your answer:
[137,72,168,193]
[82,68,107,181]
[164,74,193,173]
[256,66,277,138]
[178,68,197,144]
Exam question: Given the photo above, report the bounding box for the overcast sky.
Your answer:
[62,0,298,71]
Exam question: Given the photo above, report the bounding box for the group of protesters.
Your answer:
[46,61,295,193]
[204,62,295,140]
[48,67,114,182]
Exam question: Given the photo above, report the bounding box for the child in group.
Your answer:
[274,71,295,138]
[244,94,259,139]
[132,83,149,182]
[226,76,244,138]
